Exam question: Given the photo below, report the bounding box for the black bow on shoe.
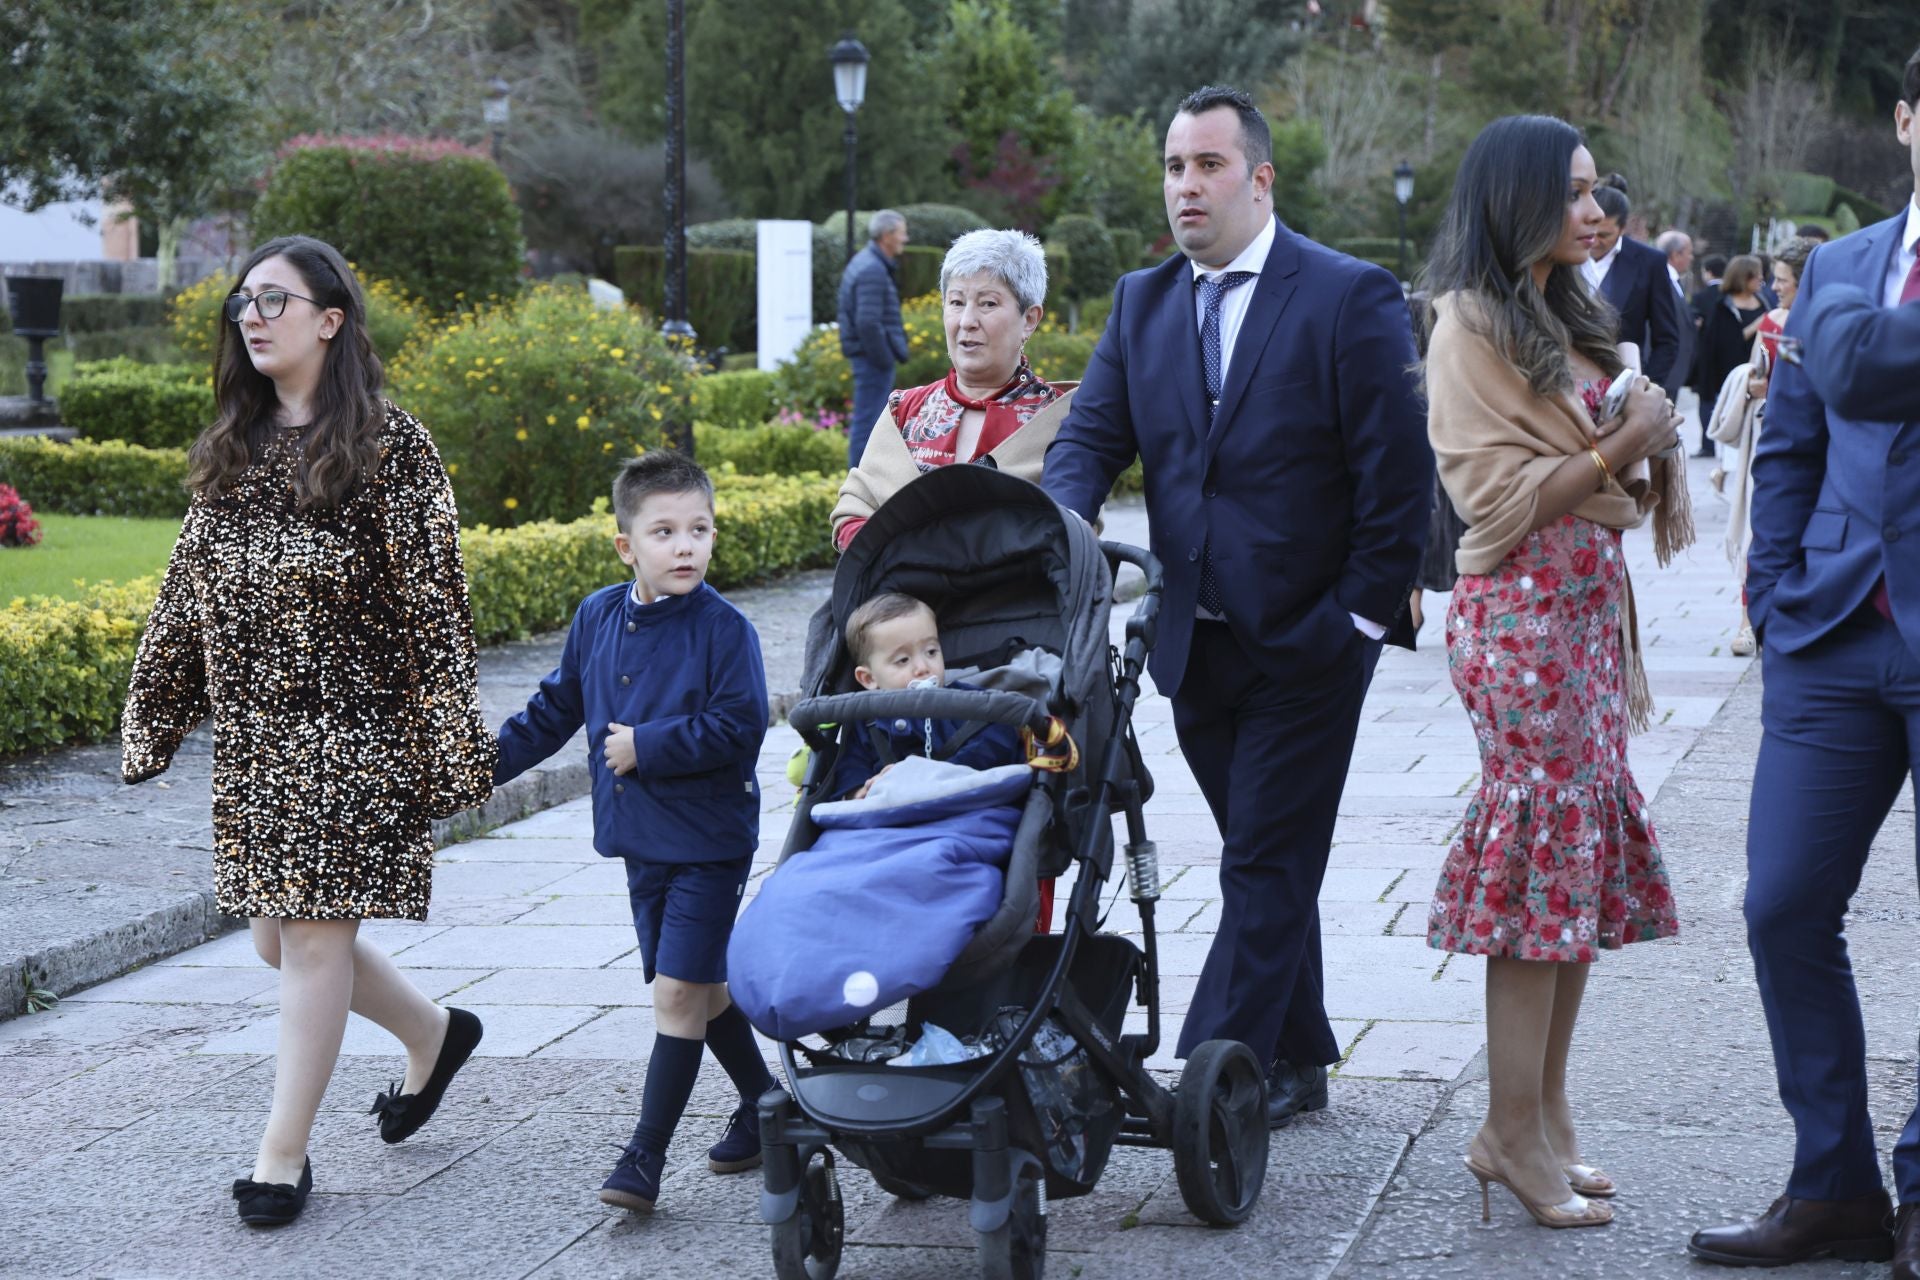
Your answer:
[368,1007,485,1144]
[231,1158,313,1226]
[369,1080,413,1124]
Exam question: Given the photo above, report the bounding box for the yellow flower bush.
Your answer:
[390,284,695,525]
[168,268,432,364]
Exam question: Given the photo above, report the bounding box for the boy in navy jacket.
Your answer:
[494,451,773,1213]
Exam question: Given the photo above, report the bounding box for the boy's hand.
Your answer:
[850,762,896,800]
[604,723,637,776]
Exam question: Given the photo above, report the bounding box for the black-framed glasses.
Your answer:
[224,289,322,323]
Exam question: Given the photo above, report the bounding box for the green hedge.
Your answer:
[898,245,945,300]
[66,326,183,365]
[0,579,152,757]
[896,203,989,251]
[612,246,757,352]
[61,294,169,334]
[694,422,844,475]
[0,437,191,518]
[689,369,777,431]
[58,360,214,449]
[1049,215,1119,306]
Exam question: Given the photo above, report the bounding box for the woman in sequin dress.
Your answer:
[1421,117,1693,1230]
[122,237,496,1224]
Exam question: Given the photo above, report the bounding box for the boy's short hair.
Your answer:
[613,450,713,533]
[846,592,933,667]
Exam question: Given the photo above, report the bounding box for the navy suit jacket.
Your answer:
[1748,212,1920,657]
[1600,236,1687,395]
[1800,287,1920,422]
[1041,220,1432,697]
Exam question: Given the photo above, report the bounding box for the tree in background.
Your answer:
[1076,0,1306,123]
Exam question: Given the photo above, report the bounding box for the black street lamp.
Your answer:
[1393,160,1416,283]
[830,34,870,267]
[662,0,694,351]
[482,77,511,164]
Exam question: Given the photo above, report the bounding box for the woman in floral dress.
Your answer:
[1422,117,1693,1230]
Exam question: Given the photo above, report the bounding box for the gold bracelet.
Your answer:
[1586,447,1613,490]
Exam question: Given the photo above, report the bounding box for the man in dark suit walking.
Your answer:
[1690,45,1920,1276]
[1042,85,1431,1127]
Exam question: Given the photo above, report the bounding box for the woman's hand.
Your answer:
[1595,375,1682,469]
[1746,373,1770,401]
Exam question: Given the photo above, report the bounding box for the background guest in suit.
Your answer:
[1423,115,1690,1232]
[837,210,912,466]
[1582,177,1689,402]
[1042,84,1431,1129]
[1656,229,1700,447]
[1690,44,1920,1275]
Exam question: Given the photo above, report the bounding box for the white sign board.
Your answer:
[756,219,814,371]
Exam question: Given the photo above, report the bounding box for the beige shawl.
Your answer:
[831,384,1079,546]
[1426,292,1695,730]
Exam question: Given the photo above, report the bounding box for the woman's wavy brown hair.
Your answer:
[187,236,385,510]
[1420,115,1624,398]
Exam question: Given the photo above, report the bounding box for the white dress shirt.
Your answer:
[1667,263,1687,298]
[1882,197,1920,308]
[1187,216,1385,639]
[1582,239,1622,293]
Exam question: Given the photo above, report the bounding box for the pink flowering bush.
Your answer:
[0,484,43,547]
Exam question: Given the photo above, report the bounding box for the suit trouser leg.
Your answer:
[1172,621,1377,1068]
[1746,615,1915,1200]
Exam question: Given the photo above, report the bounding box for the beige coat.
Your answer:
[831,384,1079,547]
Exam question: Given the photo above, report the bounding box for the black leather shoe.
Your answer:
[1689,1191,1894,1266]
[1265,1058,1328,1128]
[1893,1201,1920,1280]
[370,1007,484,1144]
[232,1157,312,1227]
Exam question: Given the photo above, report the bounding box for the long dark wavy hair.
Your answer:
[1420,115,1623,397]
[187,235,385,510]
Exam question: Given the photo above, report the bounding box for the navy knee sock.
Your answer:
[632,1032,703,1155]
[705,1003,776,1103]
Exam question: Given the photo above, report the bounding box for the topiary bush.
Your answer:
[896,203,989,251]
[897,245,945,301]
[169,266,430,365]
[689,369,777,431]
[610,246,757,352]
[1048,215,1119,317]
[388,284,693,525]
[251,135,525,313]
[0,437,190,518]
[58,360,214,450]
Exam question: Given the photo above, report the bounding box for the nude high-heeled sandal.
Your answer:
[1465,1155,1614,1228]
[1562,1162,1616,1198]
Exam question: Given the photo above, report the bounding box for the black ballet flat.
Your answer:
[232,1157,312,1227]
[370,1007,484,1144]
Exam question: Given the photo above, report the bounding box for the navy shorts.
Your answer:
[623,855,753,984]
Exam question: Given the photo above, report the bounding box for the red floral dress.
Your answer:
[1427,380,1678,962]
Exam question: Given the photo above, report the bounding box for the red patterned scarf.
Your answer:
[890,357,1059,471]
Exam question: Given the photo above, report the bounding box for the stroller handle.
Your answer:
[1101,540,1163,653]
[788,687,1054,754]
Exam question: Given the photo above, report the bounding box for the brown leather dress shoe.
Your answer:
[1893,1202,1920,1280]
[1689,1192,1895,1266]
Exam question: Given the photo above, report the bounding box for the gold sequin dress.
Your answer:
[122,404,497,920]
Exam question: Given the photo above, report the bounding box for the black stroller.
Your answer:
[758,465,1270,1280]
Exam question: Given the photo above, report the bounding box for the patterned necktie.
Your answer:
[1866,254,1920,623]
[1196,270,1256,617]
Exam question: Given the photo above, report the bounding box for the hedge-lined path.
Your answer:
[0,452,1832,1278]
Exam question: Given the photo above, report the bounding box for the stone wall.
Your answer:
[0,258,224,296]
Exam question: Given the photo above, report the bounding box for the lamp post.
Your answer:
[830,34,870,266]
[1393,159,1415,283]
[661,0,694,349]
[482,77,511,164]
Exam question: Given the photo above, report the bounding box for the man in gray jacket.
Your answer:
[837,209,911,465]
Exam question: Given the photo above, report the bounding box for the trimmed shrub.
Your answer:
[61,294,169,334]
[1024,330,1099,384]
[59,360,214,450]
[169,270,429,364]
[689,369,777,431]
[1778,171,1837,217]
[67,326,183,365]
[1049,214,1119,309]
[251,135,525,313]
[898,245,946,301]
[0,437,191,518]
[695,422,845,476]
[772,325,855,417]
[0,577,154,757]
[896,203,989,252]
[610,246,757,351]
[388,284,692,525]
[1829,184,1892,228]
[1108,227,1144,272]
[1333,238,1420,279]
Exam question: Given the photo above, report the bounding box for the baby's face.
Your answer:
[855,607,945,690]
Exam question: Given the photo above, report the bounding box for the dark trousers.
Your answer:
[1746,609,1920,1203]
[847,357,895,467]
[1172,619,1381,1068]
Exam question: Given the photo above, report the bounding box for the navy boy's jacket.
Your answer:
[494,581,768,862]
[827,682,1022,800]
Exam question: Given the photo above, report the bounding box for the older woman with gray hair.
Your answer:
[832,228,1078,551]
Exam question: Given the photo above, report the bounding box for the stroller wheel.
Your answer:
[976,1158,1045,1280]
[771,1148,844,1280]
[870,1170,934,1201]
[1172,1039,1270,1226]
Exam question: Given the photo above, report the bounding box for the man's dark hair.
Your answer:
[1175,85,1272,171]
[1592,184,1631,225]
[1701,253,1727,277]
[1905,44,1920,107]
[1797,225,1830,243]
[612,449,714,533]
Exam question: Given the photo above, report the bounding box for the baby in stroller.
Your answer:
[829,591,1023,800]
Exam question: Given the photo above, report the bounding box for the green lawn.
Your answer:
[0,513,179,602]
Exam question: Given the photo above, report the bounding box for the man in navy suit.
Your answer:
[1042,86,1430,1127]
[1691,46,1920,1276]
[1799,288,1920,421]
[1585,183,1690,402]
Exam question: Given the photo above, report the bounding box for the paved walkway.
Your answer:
[5,454,1900,1279]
